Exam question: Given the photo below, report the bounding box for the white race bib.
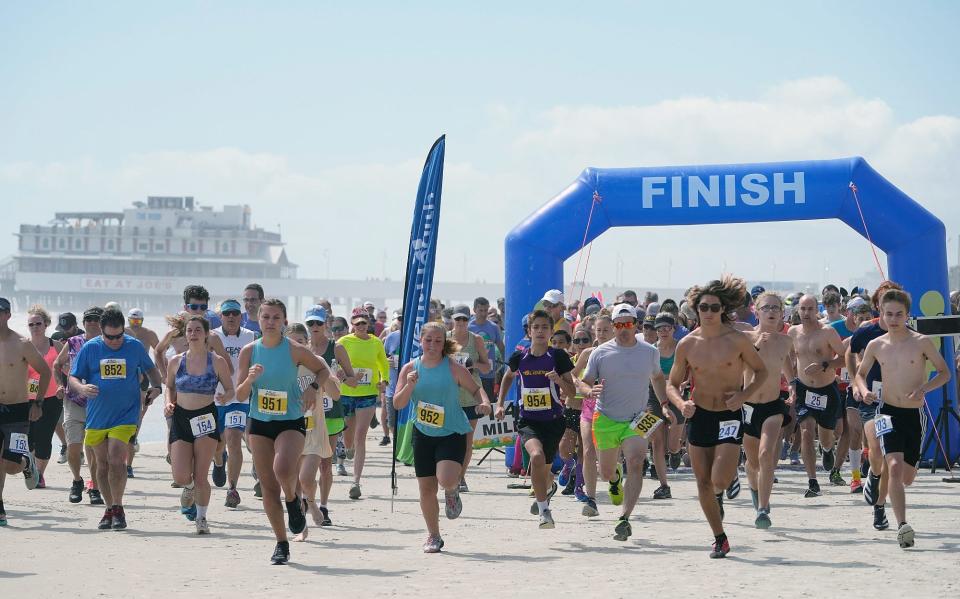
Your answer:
[189,413,217,438]
[718,420,741,440]
[742,404,755,425]
[873,381,883,402]
[9,432,29,455]
[805,391,828,411]
[874,414,894,437]
[356,368,373,386]
[226,410,247,428]
[453,352,470,367]
[322,395,333,413]
[521,387,552,411]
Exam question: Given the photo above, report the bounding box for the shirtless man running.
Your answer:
[125,308,160,476]
[854,289,950,548]
[666,277,768,558]
[788,295,846,498]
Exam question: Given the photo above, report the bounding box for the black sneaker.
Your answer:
[111,506,127,530]
[641,458,649,477]
[370,415,379,429]
[271,541,290,565]
[822,448,836,473]
[873,505,890,530]
[669,451,682,471]
[69,479,84,504]
[710,535,730,559]
[804,479,822,498]
[863,471,880,505]
[652,485,671,499]
[649,463,658,480]
[378,436,391,447]
[212,455,227,488]
[89,488,105,505]
[319,506,332,527]
[560,475,577,496]
[98,508,114,530]
[829,468,845,486]
[613,516,632,541]
[726,476,741,500]
[286,496,306,534]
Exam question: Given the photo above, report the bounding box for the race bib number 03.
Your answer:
[805,391,828,411]
[630,411,663,440]
[226,410,247,428]
[874,414,894,437]
[189,413,217,438]
[9,432,29,455]
[257,389,288,416]
[522,387,551,411]
[418,402,445,428]
[356,368,373,386]
[718,420,741,440]
[99,358,127,380]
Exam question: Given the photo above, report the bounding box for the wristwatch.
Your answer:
[310,381,320,390]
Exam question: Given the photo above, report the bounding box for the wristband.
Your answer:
[821,361,830,372]
[310,381,320,390]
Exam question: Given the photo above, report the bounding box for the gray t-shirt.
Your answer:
[583,336,660,421]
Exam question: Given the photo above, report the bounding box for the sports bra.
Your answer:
[175,352,218,395]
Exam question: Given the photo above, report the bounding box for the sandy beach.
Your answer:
[2,430,959,599]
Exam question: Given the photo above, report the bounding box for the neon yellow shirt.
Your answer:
[338,334,390,397]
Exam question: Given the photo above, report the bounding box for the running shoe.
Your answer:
[132,438,140,453]
[271,541,290,564]
[863,471,880,505]
[335,438,346,460]
[111,506,127,530]
[873,505,890,530]
[789,449,800,465]
[574,485,587,502]
[829,468,845,486]
[608,466,624,506]
[422,535,444,553]
[850,478,863,494]
[755,508,772,530]
[349,482,362,500]
[336,463,349,476]
[165,453,171,465]
[57,445,68,464]
[89,488,105,505]
[531,481,557,512]
[652,485,672,500]
[750,488,759,511]
[726,475,741,500]
[546,480,559,500]
[22,450,40,490]
[669,451,682,471]
[224,489,241,509]
[538,508,555,529]
[860,458,870,479]
[560,475,577,496]
[182,504,197,521]
[445,488,463,520]
[804,479,821,498]
[710,535,730,559]
[98,508,114,530]
[126,465,134,478]
[897,523,915,548]
[319,506,332,527]
[378,436,391,446]
[641,458,649,478]
[648,463,658,480]
[345,448,355,460]
[458,479,469,493]
[195,517,210,535]
[821,448,836,473]
[69,479,84,504]
[180,486,195,509]
[286,496,306,534]
[613,516,632,541]
[558,458,574,487]
[212,453,227,488]
[582,497,599,517]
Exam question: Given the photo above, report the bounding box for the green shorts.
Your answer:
[591,412,639,451]
[326,417,345,436]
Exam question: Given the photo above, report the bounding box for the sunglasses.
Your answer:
[221,310,241,317]
[331,327,346,333]
[186,303,208,311]
[306,320,325,327]
[757,305,782,313]
[698,303,723,313]
[352,320,369,326]
[612,321,635,330]
[103,332,124,340]
[573,337,591,343]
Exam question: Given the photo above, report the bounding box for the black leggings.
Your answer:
[29,396,63,461]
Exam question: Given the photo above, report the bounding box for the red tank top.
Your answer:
[27,341,59,400]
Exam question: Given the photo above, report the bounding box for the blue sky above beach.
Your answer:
[2,1,958,289]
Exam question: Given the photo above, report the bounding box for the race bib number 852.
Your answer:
[100,358,127,380]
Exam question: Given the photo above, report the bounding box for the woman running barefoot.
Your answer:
[393,323,492,553]
[165,316,235,534]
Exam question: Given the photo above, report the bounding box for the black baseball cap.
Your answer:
[82,307,104,321]
[58,312,78,329]
[0,297,10,311]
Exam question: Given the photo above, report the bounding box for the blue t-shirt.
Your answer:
[468,319,502,379]
[850,321,885,389]
[673,324,690,340]
[240,312,261,334]
[70,335,155,429]
[383,330,401,397]
[205,310,222,330]
[830,318,853,340]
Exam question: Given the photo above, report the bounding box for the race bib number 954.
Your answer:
[522,388,551,411]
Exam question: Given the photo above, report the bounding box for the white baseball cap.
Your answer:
[611,303,637,320]
[541,289,565,306]
[127,308,144,320]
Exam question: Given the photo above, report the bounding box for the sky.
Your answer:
[2,2,959,292]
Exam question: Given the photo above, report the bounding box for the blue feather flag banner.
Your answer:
[392,135,445,473]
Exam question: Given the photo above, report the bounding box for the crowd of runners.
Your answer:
[0,276,951,562]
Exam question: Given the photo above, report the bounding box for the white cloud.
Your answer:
[2,77,958,291]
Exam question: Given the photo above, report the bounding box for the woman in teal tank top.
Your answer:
[235,299,331,565]
[393,322,493,554]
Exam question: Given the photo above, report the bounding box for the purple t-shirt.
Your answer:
[507,347,574,421]
[66,335,89,407]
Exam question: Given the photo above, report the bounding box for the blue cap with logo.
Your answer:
[220,299,242,313]
[305,305,327,323]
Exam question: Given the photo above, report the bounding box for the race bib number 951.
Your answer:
[257,389,288,416]
[100,358,127,380]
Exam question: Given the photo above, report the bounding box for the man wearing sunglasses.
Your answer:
[666,276,768,559]
[183,284,222,330]
[212,299,257,505]
[241,283,264,335]
[581,304,668,542]
[69,308,162,530]
[0,297,53,526]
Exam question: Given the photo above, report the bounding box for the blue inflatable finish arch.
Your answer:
[504,157,957,460]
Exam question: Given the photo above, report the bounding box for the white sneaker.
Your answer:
[22,451,40,490]
[195,517,210,535]
[897,523,915,549]
[538,508,555,529]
